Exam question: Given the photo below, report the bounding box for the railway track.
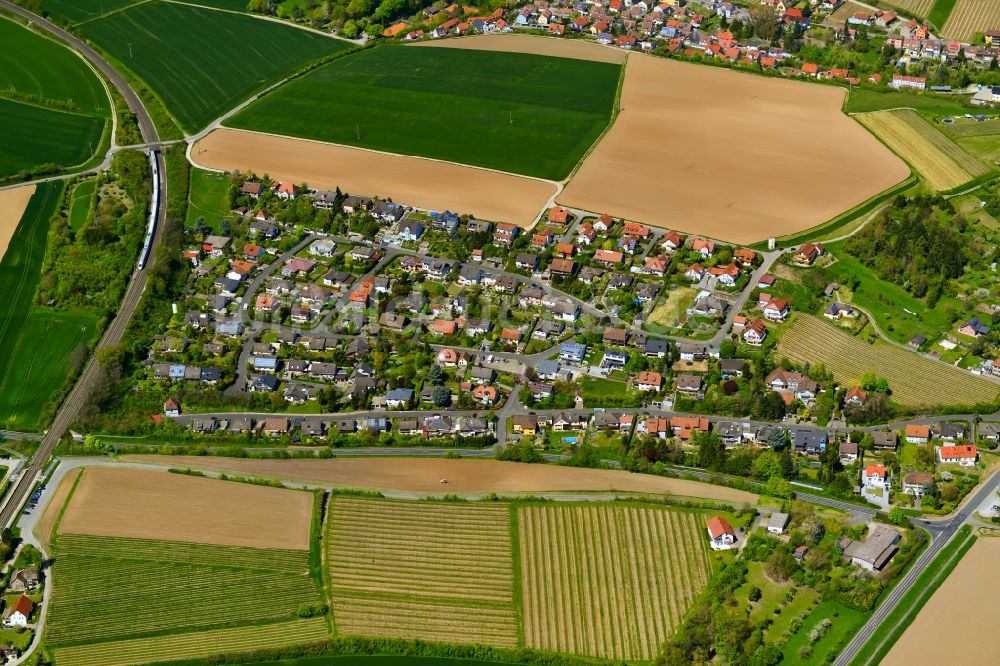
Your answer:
[0,0,166,528]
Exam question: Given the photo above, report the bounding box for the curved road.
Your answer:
[0,0,167,529]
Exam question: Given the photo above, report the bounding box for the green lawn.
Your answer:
[821,241,965,346]
[186,168,233,230]
[67,178,97,231]
[0,98,106,180]
[81,1,349,132]
[0,182,66,429]
[227,45,622,180]
[927,0,957,30]
[781,599,868,664]
[579,377,628,400]
[0,18,110,116]
[0,307,97,430]
[845,88,1000,118]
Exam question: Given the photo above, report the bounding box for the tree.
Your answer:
[496,440,542,463]
[765,550,791,582]
[427,363,445,385]
[431,385,450,407]
[747,586,762,602]
[800,515,825,545]
[888,506,908,526]
[766,427,788,450]
[219,218,232,235]
[694,430,726,471]
[194,217,209,237]
[753,449,783,480]
[765,476,793,499]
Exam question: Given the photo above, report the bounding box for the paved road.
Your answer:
[835,469,1000,665]
[0,0,166,530]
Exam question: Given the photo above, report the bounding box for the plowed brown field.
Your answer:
[559,54,909,244]
[882,537,1000,665]
[414,33,627,64]
[121,456,758,503]
[0,184,35,261]
[191,128,557,227]
[58,468,312,549]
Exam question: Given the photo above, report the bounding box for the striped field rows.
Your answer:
[328,497,518,647]
[518,504,712,661]
[941,0,1000,42]
[884,0,934,18]
[856,109,990,191]
[52,618,329,666]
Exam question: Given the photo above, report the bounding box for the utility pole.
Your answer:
[356,124,360,140]
[128,43,133,59]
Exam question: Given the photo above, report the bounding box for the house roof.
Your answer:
[707,516,735,539]
[865,464,886,478]
[939,444,976,459]
[906,424,930,438]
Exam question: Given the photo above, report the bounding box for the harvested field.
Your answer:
[881,537,1000,665]
[0,185,35,261]
[942,119,1000,138]
[413,33,627,64]
[123,456,759,503]
[192,128,556,227]
[34,467,80,549]
[941,0,1000,42]
[328,496,517,647]
[52,618,328,666]
[519,504,712,660]
[559,54,907,244]
[776,314,1000,408]
[856,109,990,190]
[884,0,935,18]
[57,468,312,549]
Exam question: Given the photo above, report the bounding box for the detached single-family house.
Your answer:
[863,464,890,492]
[937,444,977,466]
[905,424,930,444]
[386,388,415,409]
[903,471,935,498]
[766,512,790,535]
[2,596,33,628]
[707,516,736,550]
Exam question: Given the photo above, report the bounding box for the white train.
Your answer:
[138,149,160,270]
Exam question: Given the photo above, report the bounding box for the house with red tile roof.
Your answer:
[707,516,736,550]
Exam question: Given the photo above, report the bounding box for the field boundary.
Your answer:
[560,52,629,185]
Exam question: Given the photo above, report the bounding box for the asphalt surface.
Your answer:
[0,1,166,529]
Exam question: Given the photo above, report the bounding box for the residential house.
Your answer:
[793,243,824,265]
[386,388,415,409]
[843,525,900,571]
[903,471,935,498]
[635,371,663,391]
[840,441,859,464]
[675,373,704,397]
[560,342,587,364]
[959,317,991,337]
[937,444,977,466]
[905,425,930,444]
[2,596,33,628]
[743,318,767,346]
[8,568,40,593]
[863,464,891,492]
[767,512,790,535]
[707,516,736,550]
[762,298,789,322]
[793,430,828,455]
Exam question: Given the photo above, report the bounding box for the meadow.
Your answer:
[940,0,1000,41]
[855,109,990,191]
[0,18,109,115]
[67,178,97,231]
[186,168,233,230]
[776,314,1000,408]
[81,1,348,132]
[0,182,67,430]
[519,504,713,661]
[327,496,518,647]
[226,45,622,180]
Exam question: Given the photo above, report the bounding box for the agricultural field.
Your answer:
[226,45,622,180]
[0,184,34,260]
[884,0,935,18]
[53,618,329,666]
[519,504,713,661]
[0,307,97,430]
[0,98,106,182]
[940,0,1000,41]
[560,54,907,244]
[39,0,144,24]
[58,467,313,548]
[941,118,1000,139]
[122,455,759,502]
[186,168,233,230]
[193,128,557,227]
[0,181,66,430]
[80,1,348,132]
[776,314,1000,408]
[67,178,97,231]
[415,33,628,64]
[327,496,518,647]
[856,109,991,190]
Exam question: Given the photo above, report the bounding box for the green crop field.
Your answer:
[0,98,106,181]
[186,168,233,230]
[47,533,324,654]
[0,307,97,430]
[777,314,1000,408]
[0,19,109,115]
[519,504,712,661]
[40,0,144,24]
[81,1,349,132]
[227,45,622,180]
[0,182,65,429]
[67,178,97,231]
[53,618,329,666]
[327,496,518,647]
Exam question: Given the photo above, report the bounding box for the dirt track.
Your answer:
[58,468,312,549]
[121,456,758,503]
[34,468,80,550]
[0,184,35,261]
[413,33,628,64]
[559,54,909,244]
[881,536,1000,665]
[192,128,557,227]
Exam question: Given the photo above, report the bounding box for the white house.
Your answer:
[707,516,736,550]
[863,464,890,492]
[766,512,789,535]
[937,444,977,467]
[902,471,934,497]
[2,596,32,628]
